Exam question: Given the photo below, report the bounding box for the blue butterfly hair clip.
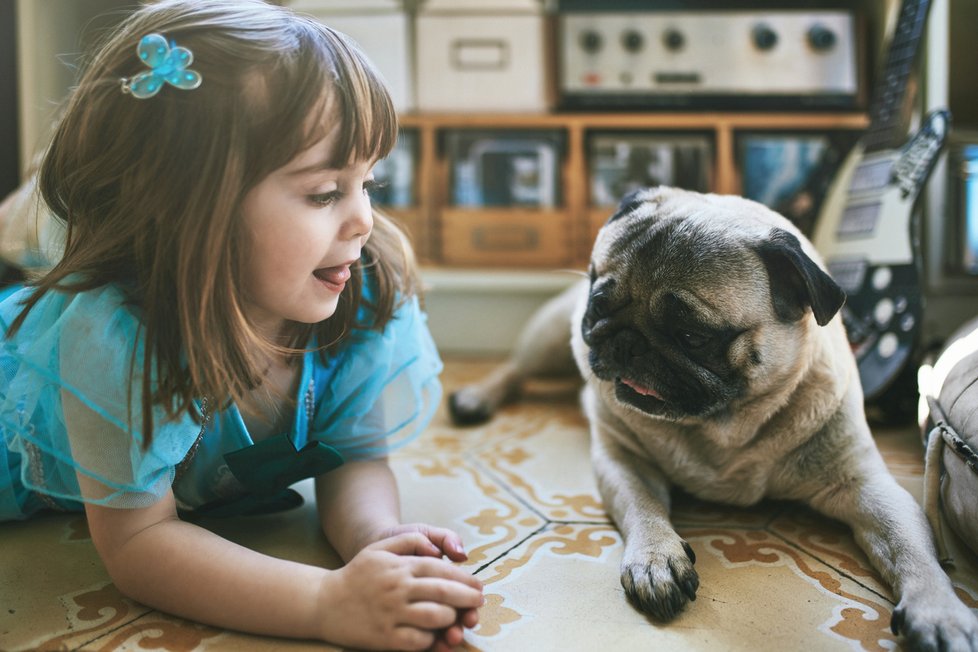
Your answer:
[120,33,202,99]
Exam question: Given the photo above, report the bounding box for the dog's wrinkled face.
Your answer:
[582,187,845,421]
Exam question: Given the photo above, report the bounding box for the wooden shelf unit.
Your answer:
[390,111,870,268]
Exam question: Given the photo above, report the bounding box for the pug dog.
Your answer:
[449,187,978,651]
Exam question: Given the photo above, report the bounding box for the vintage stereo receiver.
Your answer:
[556,0,864,110]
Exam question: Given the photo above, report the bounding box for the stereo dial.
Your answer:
[580,30,603,54]
[751,23,778,50]
[662,28,685,52]
[622,30,644,53]
[807,24,837,51]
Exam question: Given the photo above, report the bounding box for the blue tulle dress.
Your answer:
[0,282,442,520]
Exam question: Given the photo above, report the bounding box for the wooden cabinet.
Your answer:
[391,111,869,269]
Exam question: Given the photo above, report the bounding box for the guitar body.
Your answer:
[813,144,923,399]
[811,0,948,403]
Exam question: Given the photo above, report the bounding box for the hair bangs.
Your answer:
[308,22,398,167]
[244,18,397,186]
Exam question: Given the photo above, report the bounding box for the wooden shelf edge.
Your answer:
[397,111,869,130]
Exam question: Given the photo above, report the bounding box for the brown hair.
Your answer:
[9,0,414,444]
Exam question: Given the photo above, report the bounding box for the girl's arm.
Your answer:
[314,459,470,563]
[65,388,481,650]
[83,490,483,650]
[83,491,325,638]
[314,458,402,562]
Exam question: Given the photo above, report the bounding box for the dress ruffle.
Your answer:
[1,285,200,517]
[311,294,442,460]
[0,285,443,520]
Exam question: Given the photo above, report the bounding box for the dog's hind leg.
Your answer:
[448,279,585,425]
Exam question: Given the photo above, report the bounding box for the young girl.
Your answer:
[0,1,483,649]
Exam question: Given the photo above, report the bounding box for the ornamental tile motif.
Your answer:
[1,359,976,652]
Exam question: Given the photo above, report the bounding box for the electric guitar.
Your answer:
[812,0,948,401]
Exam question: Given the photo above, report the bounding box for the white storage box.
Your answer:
[287,0,414,112]
[415,0,550,112]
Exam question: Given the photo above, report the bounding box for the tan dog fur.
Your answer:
[450,187,978,651]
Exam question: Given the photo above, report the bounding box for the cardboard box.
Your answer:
[287,0,414,111]
[415,0,550,112]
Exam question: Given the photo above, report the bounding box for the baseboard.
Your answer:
[420,267,580,356]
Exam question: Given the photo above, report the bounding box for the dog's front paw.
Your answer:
[620,538,699,622]
[448,387,495,425]
[891,593,978,651]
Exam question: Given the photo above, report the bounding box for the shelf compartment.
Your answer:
[381,208,432,264]
[439,208,574,267]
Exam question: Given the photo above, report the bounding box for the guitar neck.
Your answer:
[862,0,931,154]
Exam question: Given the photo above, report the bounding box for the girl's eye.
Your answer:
[308,180,386,207]
[362,178,386,198]
[308,190,342,207]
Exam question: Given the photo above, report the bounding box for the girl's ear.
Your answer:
[754,228,846,327]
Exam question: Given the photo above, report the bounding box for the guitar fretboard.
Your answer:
[862,0,931,154]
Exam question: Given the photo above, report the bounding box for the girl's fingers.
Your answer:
[408,577,484,609]
[430,638,456,652]
[371,532,441,557]
[410,557,484,591]
[391,626,436,652]
[401,601,459,630]
[460,606,480,629]
[421,526,468,562]
[435,623,466,650]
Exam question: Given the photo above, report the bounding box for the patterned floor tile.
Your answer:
[393,450,548,570]
[1,514,151,651]
[469,409,606,524]
[2,359,977,652]
[769,506,890,599]
[467,522,901,652]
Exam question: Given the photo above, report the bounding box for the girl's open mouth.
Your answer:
[313,264,351,292]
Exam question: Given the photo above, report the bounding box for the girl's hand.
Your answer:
[317,532,484,650]
[369,524,480,650]
[371,523,470,562]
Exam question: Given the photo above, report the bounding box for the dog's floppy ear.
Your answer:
[754,229,846,326]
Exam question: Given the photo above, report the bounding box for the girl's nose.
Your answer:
[344,189,373,239]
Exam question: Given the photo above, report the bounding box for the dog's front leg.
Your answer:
[588,394,698,621]
[810,457,978,651]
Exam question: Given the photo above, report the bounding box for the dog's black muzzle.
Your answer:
[582,278,631,347]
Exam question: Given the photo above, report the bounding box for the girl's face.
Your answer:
[240,125,375,337]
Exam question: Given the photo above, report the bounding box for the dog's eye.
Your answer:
[678,331,710,350]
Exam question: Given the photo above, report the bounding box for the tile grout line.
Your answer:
[472,522,553,576]
[463,450,553,527]
[764,526,895,605]
[70,608,155,651]
[462,449,558,576]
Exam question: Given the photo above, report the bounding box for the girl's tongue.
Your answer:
[314,265,351,285]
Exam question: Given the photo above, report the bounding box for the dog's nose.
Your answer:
[582,281,629,345]
[582,315,613,346]
[582,293,610,345]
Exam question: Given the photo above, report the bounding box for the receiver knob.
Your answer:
[662,28,685,52]
[807,24,837,51]
[580,30,603,54]
[751,23,778,51]
[622,30,644,53]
